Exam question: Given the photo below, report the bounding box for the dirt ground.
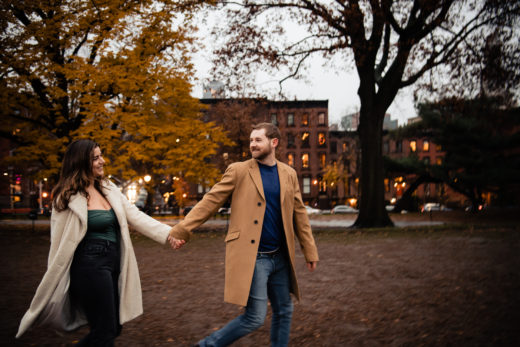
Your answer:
[1,212,519,346]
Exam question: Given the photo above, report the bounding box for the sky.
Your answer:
[189,11,418,128]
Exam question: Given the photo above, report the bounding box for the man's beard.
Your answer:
[251,144,272,161]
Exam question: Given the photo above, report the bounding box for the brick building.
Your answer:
[196,98,332,208]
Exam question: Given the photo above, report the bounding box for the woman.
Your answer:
[16,139,184,345]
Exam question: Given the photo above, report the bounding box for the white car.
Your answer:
[331,205,358,214]
[421,203,451,212]
[305,206,322,215]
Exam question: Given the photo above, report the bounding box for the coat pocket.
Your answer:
[225,231,240,242]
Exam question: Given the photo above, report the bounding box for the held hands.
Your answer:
[168,235,186,250]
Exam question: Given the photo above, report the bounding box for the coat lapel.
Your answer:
[68,193,88,227]
[248,159,265,201]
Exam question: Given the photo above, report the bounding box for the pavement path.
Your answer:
[0,215,445,230]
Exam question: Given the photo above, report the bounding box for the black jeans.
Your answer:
[70,239,121,347]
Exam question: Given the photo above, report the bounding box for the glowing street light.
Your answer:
[144,175,151,183]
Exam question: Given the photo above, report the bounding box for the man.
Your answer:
[170,122,319,347]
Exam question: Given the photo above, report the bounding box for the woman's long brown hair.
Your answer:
[52,139,106,212]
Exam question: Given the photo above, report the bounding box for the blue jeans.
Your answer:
[70,239,121,347]
[199,250,294,347]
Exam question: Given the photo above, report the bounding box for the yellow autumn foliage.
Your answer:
[0,0,227,185]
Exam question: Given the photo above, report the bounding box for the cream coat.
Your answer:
[16,180,170,338]
[170,159,319,307]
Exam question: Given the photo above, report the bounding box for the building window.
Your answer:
[287,113,294,126]
[423,140,430,152]
[342,142,348,152]
[271,113,278,125]
[436,157,443,165]
[301,132,310,148]
[330,141,337,154]
[319,153,326,168]
[318,132,326,147]
[410,140,417,152]
[287,153,294,167]
[319,177,327,193]
[318,112,326,125]
[302,153,309,169]
[396,140,402,153]
[302,113,309,126]
[383,141,389,154]
[303,177,311,194]
[436,144,442,151]
[423,157,430,165]
[287,133,295,148]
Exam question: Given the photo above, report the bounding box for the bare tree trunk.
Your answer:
[353,88,393,228]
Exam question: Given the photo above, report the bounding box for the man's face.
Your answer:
[250,128,275,161]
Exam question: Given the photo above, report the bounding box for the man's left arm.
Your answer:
[291,172,319,270]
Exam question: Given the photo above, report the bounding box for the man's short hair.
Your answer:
[252,122,281,141]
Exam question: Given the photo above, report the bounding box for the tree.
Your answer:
[203,98,266,171]
[396,97,520,210]
[207,0,519,227]
[0,0,230,187]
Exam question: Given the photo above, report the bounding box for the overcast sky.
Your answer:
[190,11,418,128]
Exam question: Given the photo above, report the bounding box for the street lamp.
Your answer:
[144,175,151,183]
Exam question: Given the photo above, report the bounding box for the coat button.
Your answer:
[251,239,255,244]
[254,220,258,224]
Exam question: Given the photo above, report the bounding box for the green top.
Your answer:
[85,209,120,243]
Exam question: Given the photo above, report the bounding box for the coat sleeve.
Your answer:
[291,171,319,262]
[119,189,170,244]
[169,164,237,242]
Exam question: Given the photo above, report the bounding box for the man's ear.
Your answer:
[271,138,279,148]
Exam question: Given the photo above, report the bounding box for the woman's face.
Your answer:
[91,146,105,178]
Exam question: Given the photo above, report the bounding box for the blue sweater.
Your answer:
[258,162,284,252]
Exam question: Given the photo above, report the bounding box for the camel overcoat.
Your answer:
[16,180,170,338]
[170,159,319,307]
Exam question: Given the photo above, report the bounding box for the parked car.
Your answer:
[421,202,451,213]
[304,205,322,215]
[218,207,231,215]
[331,205,358,214]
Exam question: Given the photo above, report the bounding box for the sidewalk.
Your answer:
[0,214,445,231]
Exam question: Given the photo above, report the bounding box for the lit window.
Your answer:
[302,113,309,126]
[318,132,326,146]
[287,113,294,126]
[287,153,294,167]
[319,178,327,192]
[342,142,348,152]
[436,157,443,165]
[423,140,430,152]
[301,132,310,147]
[318,112,326,125]
[302,153,309,168]
[319,153,326,168]
[410,140,417,152]
[436,144,442,151]
[303,177,311,194]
